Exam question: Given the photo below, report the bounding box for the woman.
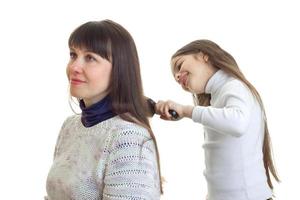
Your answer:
[45,20,162,200]
[156,39,279,200]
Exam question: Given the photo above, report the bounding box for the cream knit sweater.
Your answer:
[46,115,160,200]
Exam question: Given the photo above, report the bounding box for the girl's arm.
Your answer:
[157,82,255,137]
[192,83,255,137]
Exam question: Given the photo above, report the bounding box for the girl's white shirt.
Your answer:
[192,70,272,200]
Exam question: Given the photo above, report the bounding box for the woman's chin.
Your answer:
[70,90,83,99]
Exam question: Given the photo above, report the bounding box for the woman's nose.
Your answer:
[69,59,83,73]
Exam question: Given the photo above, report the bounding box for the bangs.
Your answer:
[68,22,111,61]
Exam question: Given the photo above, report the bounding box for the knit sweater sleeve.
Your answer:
[192,81,255,137]
[101,126,161,200]
[53,115,74,159]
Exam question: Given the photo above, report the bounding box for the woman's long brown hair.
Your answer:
[68,20,163,193]
[172,39,279,190]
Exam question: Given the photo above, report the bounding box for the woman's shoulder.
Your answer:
[109,116,151,140]
[61,114,80,129]
[104,116,156,157]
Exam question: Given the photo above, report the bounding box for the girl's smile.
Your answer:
[172,53,217,94]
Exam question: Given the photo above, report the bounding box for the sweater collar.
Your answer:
[79,95,116,127]
[205,70,233,94]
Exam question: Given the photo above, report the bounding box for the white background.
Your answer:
[0,0,299,199]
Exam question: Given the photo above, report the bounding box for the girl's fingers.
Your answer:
[156,101,171,120]
[156,100,181,120]
[160,115,170,120]
[164,104,172,118]
[156,101,167,115]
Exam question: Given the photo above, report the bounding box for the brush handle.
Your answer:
[147,98,179,119]
[168,109,179,119]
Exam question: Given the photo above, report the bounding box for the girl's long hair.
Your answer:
[172,39,279,190]
[68,20,163,193]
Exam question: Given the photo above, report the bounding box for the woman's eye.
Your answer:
[86,54,96,62]
[70,52,76,59]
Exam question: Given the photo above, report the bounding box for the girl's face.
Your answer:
[171,53,218,94]
[67,47,112,107]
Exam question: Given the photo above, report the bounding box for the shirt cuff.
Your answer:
[192,106,205,123]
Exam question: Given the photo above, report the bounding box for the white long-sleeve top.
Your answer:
[192,70,272,200]
[46,115,161,200]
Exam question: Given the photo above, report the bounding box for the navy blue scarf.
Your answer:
[79,96,117,127]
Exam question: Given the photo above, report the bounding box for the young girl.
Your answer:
[156,40,279,200]
[45,20,162,200]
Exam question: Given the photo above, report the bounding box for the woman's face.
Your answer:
[171,53,217,94]
[66,47,112,107]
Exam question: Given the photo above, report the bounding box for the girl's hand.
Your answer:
[155,100,194,121]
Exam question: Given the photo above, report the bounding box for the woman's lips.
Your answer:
[70,78,86,85]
